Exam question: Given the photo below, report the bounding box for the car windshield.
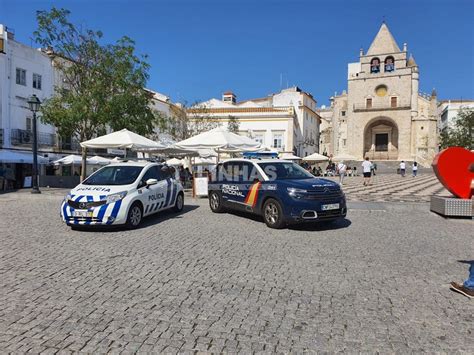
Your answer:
[257,162,314,180]
[82,166,144,185]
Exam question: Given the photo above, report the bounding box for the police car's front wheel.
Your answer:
[209,191,225,213]
[126,202,143,229]
[263,199,285,229]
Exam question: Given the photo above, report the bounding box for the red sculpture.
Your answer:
[432,147,474,199]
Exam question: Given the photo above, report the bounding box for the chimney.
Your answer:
[5,26,14,40]
[403,42,407,52]
[222,91,236,104]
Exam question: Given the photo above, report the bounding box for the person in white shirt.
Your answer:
[400,161,406,177]
[412,161,418,177]
[336,161,347,185]
[361,157,372,186]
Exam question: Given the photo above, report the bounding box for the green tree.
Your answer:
[34,7,157,175]
[162,101,220,140]
[439,107,474,150]
[227,115,240,133]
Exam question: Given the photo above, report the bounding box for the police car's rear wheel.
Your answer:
[127,203,143,229]
[263,199,285,229]
[173,192,184,212]
[209,191,224,213]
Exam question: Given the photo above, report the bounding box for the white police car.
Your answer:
[208,159,346,229]
[61,161,184,229]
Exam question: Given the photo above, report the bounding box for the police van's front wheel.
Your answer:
[209,191,225,213]
[263,199,285,229]
[173,192,184,213]
[126,202,143,229]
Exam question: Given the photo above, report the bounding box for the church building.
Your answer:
[318,23,438,166]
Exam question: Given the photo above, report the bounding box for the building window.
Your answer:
[254,134,264,145]
[272,133,283,149]
[26,117,32,131]
[366,98,372,108]
[33,73,42,90]
[341,111,346,116]
[343,139,346,146]
[16,68,26,86]
[385,56,395,72]
[370,58,380,73]
[391,97,397,108]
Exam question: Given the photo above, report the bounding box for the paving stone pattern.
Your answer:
[0,192,472,353]
[325,173,451,202]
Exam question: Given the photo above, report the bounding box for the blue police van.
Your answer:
[208,159,347,228]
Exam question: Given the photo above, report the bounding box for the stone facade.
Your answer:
[318,23,438,166]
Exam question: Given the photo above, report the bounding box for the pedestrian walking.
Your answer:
[336,161,347,185]
[412,161,418,177]
[371,162,377,176]
[450,262,474,299]
[362,157,372,186]
[400,161,406,177]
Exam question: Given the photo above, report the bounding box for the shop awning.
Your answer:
[0,150,49,164]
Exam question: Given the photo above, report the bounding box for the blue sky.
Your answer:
[2,0,473,105]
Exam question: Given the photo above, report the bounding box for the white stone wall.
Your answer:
[438,101,474,131]
[193,87,320,157]
[0,25,56,149]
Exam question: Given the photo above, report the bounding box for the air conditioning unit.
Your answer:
[20,131,31,143]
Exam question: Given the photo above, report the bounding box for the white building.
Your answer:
[189,87,320,157]
[438,99,474,132]
[0,25,57,153]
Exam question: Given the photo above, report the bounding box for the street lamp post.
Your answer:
[27,94,42,194]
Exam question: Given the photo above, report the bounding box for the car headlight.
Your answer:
[106,191,127,204]
[64,193,72,202]
[287,187,308,198]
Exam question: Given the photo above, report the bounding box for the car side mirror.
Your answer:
[146,178,158,186]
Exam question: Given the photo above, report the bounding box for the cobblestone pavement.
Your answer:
[324,173,451,202]
[0,192,472,353]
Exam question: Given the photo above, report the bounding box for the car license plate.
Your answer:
[72,210,93,218]
[322,203,339,211]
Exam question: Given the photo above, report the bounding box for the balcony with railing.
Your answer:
[353,101,411,112]
[10,129,57,147]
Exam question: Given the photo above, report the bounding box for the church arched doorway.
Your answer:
[363,117,399,160]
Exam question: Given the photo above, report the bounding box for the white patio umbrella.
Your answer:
[53,154,90,165]
[80,129,165,150]
[194,157,217,165]
[88,155,112,165]
[197,149,218,158]
[0,150,48,164]
[78,129,165,180]
[166,158,184,166]
[302,152,330,162]
[280,153,302,160]
[174,127,261,153]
